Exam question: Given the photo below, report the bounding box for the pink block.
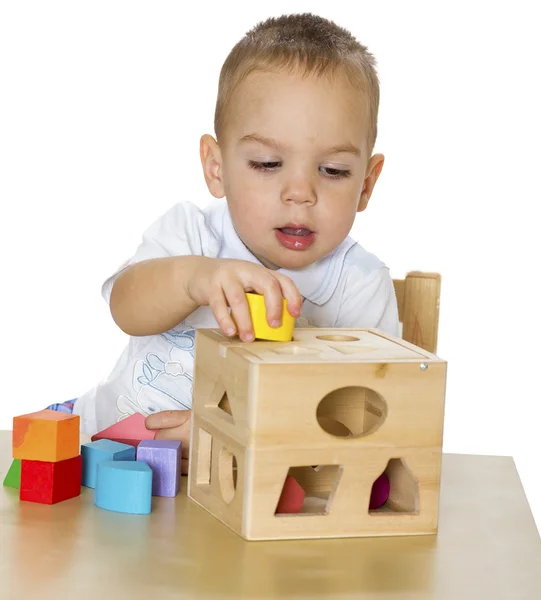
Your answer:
[276,475,305,514]
[91,413,156,447]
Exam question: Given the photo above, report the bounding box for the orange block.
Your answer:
[13,410,80,463]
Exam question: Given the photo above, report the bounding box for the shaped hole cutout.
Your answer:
[196,429,212,485]
[219,447,237,504]
[218,392,234,421]
[369,458,420,515]
[316,334,360,342]
[317,387,387,438]
[205,385,235,423]
[232,455,238,489]
[275,465,343,516]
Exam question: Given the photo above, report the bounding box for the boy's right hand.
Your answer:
[186,258,302,342]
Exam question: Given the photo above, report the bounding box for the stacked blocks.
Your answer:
[11,410,82,504]
[188,327,447,541]
[4,411,182,515]
[137,440,182,497]
[85,414,181,514]
[81,439,136,488]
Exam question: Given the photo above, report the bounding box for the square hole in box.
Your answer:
[275,465,343,516]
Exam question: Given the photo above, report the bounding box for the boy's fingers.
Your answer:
[145,410,190,430]
[209,287,237,337]
[155,427,191,454]
[223,281,254,341]
[276,273,302,317]
[261,277,284,326]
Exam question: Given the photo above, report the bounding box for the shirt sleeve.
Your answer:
[101,202,221,304]
[334,265,400,338]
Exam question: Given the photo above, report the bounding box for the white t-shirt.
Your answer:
[74,198,400,434]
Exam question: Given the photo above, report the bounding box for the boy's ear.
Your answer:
[200,134,225,198]
[357,153,385,212]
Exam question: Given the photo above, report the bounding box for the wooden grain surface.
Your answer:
[1,431,540,600]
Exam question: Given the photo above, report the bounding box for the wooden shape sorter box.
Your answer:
[187,328,447,541]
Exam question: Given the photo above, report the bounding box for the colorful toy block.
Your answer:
[188,327,447,540]
[81,439,136,488]
[369,472,390,510]
[94,461,152,514]
[275,475,305,514]
[20,455,82,504]
[13,410,80,462]
[91,413,156,447]
[233,293,294,342]
[136,440,181,497]
[3,458,21,489]
[9,409,82,505]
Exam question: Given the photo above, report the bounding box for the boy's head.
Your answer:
[201,13,384,271]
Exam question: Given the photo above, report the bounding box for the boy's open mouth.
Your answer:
[277,226,312,236]
[275,224,316,251]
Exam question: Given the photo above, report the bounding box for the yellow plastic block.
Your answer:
[245,292,295,342]
[13,410,80,463]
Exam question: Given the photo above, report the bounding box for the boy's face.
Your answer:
[201,68,384,270]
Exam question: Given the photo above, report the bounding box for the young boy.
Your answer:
[47,13,399,474]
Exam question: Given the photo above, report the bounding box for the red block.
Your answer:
[91,413,156,447]
[276,475,305,514]
[20,455,82,504]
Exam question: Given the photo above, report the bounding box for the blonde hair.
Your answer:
[214,13,380,156]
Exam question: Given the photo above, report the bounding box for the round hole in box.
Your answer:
[316,335,360,342]
[219,447,237,504]
[316,386,387,438]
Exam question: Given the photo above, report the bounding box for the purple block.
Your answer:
[136,440,182,497]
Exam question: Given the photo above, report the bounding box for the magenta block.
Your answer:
[136,440,181,497]
[369,472,390,510]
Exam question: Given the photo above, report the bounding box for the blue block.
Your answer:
[94,461,152,514]
[81,440,135,488]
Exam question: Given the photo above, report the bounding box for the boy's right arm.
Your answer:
[109,255,302,341]
[109,255,202,337]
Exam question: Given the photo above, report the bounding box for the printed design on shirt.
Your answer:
[115,326,196,420]
[45,399,77,414]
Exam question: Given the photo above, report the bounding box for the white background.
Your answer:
[1,1,539,531]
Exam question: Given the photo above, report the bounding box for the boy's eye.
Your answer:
[248,161,351,179]
[321,167,351,179]
[249,161,281,171]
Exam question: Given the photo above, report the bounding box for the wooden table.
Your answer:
[1,431,540,599]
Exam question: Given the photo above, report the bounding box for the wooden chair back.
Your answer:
[392,272,441,353]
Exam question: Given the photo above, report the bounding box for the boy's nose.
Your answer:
[281,178,317,206]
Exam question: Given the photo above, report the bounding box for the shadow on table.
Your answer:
[4,477,438,599]
[125,481,439,598]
